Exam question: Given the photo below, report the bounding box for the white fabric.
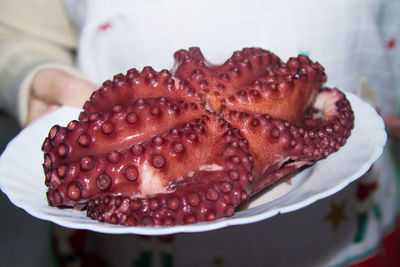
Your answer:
[61,0,400,266]
[63,0,397,116]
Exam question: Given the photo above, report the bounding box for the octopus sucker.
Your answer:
[42,47,354,226]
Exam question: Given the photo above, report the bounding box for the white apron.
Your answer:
[58,0,400,266]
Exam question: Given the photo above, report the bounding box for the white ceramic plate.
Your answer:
[0,92,386,235]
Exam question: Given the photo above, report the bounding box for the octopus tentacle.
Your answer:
[42,47,354,226]
[43,97,203,172]
[173,48,326,123]
[79,67,198,121]
[222,55,327,123]
[224,88,353,195]
[47,114,253,225]
[85,115,252,226]
[173,48,280,113]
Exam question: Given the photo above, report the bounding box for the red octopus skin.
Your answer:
[42,47,354,226]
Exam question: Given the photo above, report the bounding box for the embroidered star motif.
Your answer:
[323,200,348,231]
[359,77,377,104]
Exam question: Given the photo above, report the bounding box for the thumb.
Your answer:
[57,76,98,108]
[32,68,98,108]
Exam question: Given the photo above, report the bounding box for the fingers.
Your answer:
[27,96,60,125]
[56,76,98,108]
[32,68,98,108]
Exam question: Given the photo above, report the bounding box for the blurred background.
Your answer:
[0,112,53,266]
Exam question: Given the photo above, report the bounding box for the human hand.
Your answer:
[384,114,400,140]
[27,68,98,125]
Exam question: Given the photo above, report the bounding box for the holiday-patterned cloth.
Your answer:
[52,0,400,266]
